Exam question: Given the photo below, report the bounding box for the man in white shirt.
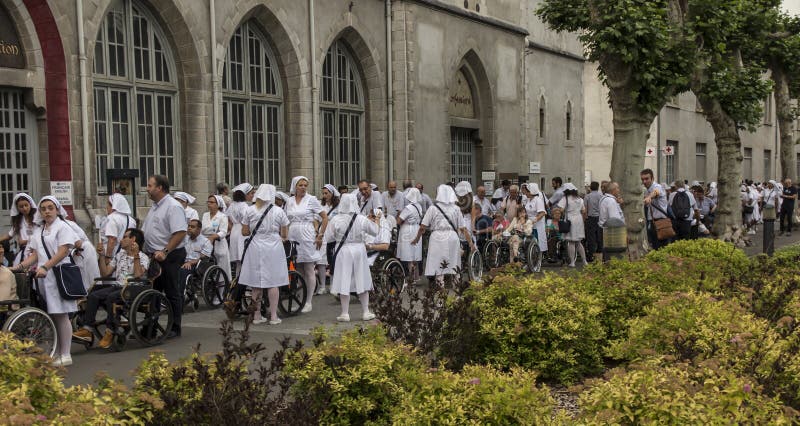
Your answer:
[179,219,213,288]
[641,168,671,249]
[415,182,433,215]
[382,181,406,218]
[491,179,511,210]
[357,179,384,215]
[473,186,495,216]
[599,182,625,227]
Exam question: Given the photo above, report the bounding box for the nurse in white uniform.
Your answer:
[174,192,199,222]
[315,184,340,295]
[324,193,379,322]
[240,184,289,325]
[227,183,254,277]
[202,195,232,282]
[286,176,328,313]
[102,193,137,259]
[522,183,548,253]
[64,219,101,289]
[396,188,423,281]
[12,196,79,366]
[0,193,38,264]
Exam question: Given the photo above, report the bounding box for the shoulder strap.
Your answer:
[40,222,75,265]
[434,203,459,234]
[412,204,422,219]
[333,213,360,261]
[241,205,274,261]
[115,215,130,255]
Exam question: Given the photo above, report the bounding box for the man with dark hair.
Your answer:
[641,168,671,249]
[357,179,383,215]
[142,175,187,338]
[415,182,433,214]
[549,177,565,207]
[584,181,603,261]
[780,178,797,236]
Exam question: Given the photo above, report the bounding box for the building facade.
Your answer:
[0,0,585,229]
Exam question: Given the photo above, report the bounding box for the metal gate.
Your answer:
[0,90,36,230]
[450,127,475,184]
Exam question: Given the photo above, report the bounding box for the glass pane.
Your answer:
[266,105,280,184]
[248,30,263,94]
[322,47,333,103]
[94,26,105,75]
[133,12,151,80]
[251,104,265,184]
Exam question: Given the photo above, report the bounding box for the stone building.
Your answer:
[0,0,585,230]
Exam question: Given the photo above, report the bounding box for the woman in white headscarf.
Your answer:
[101,193,137,260]
[707,182,718,204]
[315,184,341,295]
[174,192,199,222]
[556,183,588,267]
[275,191,290,209]
[0,193,38,264]
[522,183,548,253]
[64,218,101,289]
[324,193,380,322]
[202,195,232,281]
[240,184,290,325]
[286,176,328,313]
[228,183,254,276]
[396,188,423,281]
[11,196,79,366]
[413,185,475,281]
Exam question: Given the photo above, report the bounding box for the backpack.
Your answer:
[671,191,692,220]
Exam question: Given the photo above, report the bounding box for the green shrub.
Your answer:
[470,273,606,383]
[578,358,796,425]
[607,291,775,369]
[645,239,749,294]
[0,332,159,425]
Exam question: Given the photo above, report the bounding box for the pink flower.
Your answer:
[468,378,481,385]
[743,383,752,393]
[36,415,47,421]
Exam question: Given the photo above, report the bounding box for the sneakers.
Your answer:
[362,312,376,321]
[269,318,282,325]
[72,328,92,342]
[98,330,114,349]
[336,314,350,322]
[316,286,328,295]
[301,303,313,313]
[53,354,73,367]
[252,318,268,325]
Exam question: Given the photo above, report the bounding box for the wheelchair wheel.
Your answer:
[483,241,499,269]
[278,271,307,316]
[526,241,542,273]
[382,258,406,295]
[201,265,229,308]
[3,307,57,358]
[467,250,483,282]
[130,289,174,346]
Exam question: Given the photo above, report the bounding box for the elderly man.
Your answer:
[382,180,406,218]
[415,182,433,214]
[599,182,625,261]
[357,179,384,215]
[473,185,495,216]
[584,181,604,262]
[142,175,187,338]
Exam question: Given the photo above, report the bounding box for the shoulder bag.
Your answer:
[332,213,360,273]
[558,197,572,234]
[649,203,676,241]
[41,226,87,300]
[227,205,273,303]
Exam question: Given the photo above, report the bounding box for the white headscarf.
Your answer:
[233,183,253,195]
[34,195,68,224]
[276,192,290,203]
[290,176,309,196]
[108,193,133,215]
[527,183,541,196]
[435,185,457,204]
[370,183,378,191]
[212,195,227,211]
[338,193,360,214]
[324,184,340,198]
[9,193,35,217]
[173,192,196,205]
[405,188,421,204]
[455,181,472,197]
[254,184,276,203]
[562,183,578,192]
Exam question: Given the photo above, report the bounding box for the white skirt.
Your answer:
[534,221,548,252]
[290,222,322,263]
[37,270,77,314]
[238,239,288,289]
[331,243,373,295]
[213,239,232,281]
[229,223,245,262]
[73,242,101,290]
[397,223,422,262]
[424,230,461,276]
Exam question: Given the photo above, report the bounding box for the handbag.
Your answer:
[41,227,87,300]
[557,197,572,234]
[649,203,676,241]
[742,204,755,214]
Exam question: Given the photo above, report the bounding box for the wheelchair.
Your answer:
[182,249,229,312]
[73,262,173,351]
[368,227,406,295]
[228,241,307,319]
[542,227,569,267]
[482,231,542,273]
[1,272,58,358]
[461,240,483,283]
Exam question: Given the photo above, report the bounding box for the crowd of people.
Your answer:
[0,169,797,367]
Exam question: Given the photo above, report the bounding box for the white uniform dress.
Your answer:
[286,194,324,263]
[366,216,392,266]
[524,195,548,252]
[8,220,37,264]
[184,206,199,222]
[65,220,101,289]
[238,204,290,289]
[397,203,423,262]
[27,219,79,314]
[325,213,379,295]
[103,211,136,254]
[226,201,249,262]
[201,211,232,281]
[557,196,586,241]
[422,203,465,276]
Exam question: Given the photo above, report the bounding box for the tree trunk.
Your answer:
[609,107,655,259]
[772,67,796,182]
[696,95,744,243]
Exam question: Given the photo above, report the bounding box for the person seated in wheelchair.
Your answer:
[73,228,149,348]
[507,208,534,261]
[0,244,18,323]
[491,211,510,243]
[179,219,213,284]
[365,209,393,267]
[472,204,493,249]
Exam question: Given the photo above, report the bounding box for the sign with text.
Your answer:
[448,69,475,118]
[50,181,73,206]
[529,162,541,174]
[0,5,24,69]
[481,171,496,181]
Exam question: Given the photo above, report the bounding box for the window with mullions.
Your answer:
[93,0,178,189]
[222,22,283,186]
[321,40,364,186]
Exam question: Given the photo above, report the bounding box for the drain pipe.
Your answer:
[76,0,92,209]
[385,0,394,181]
[310,0,320,185]
[210,0,222,185]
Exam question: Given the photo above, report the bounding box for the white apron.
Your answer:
[66,220,101,289]
[202,211,232,281]
[238,205,290,289]
[422,204,463,276]
[397,203,422,262]
[325,214,378,295]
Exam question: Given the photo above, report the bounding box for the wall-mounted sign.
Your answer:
[481,171,496,181]
[0,5,24,69]
[448,69,475,119]
[50,181,73,206]
[529,162,541,174]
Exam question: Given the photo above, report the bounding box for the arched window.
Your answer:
[538,96,546,139]
[222,21,283,186]
[565,101,572,141]
[93,0,178,188]
[320,40,364,186]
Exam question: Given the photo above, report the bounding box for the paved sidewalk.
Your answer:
[742,223,800,256]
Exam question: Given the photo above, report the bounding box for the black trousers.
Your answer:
[154,248,187,334]
[780,206,794,233]
[585,216,602,258]
[83,285,121,327]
